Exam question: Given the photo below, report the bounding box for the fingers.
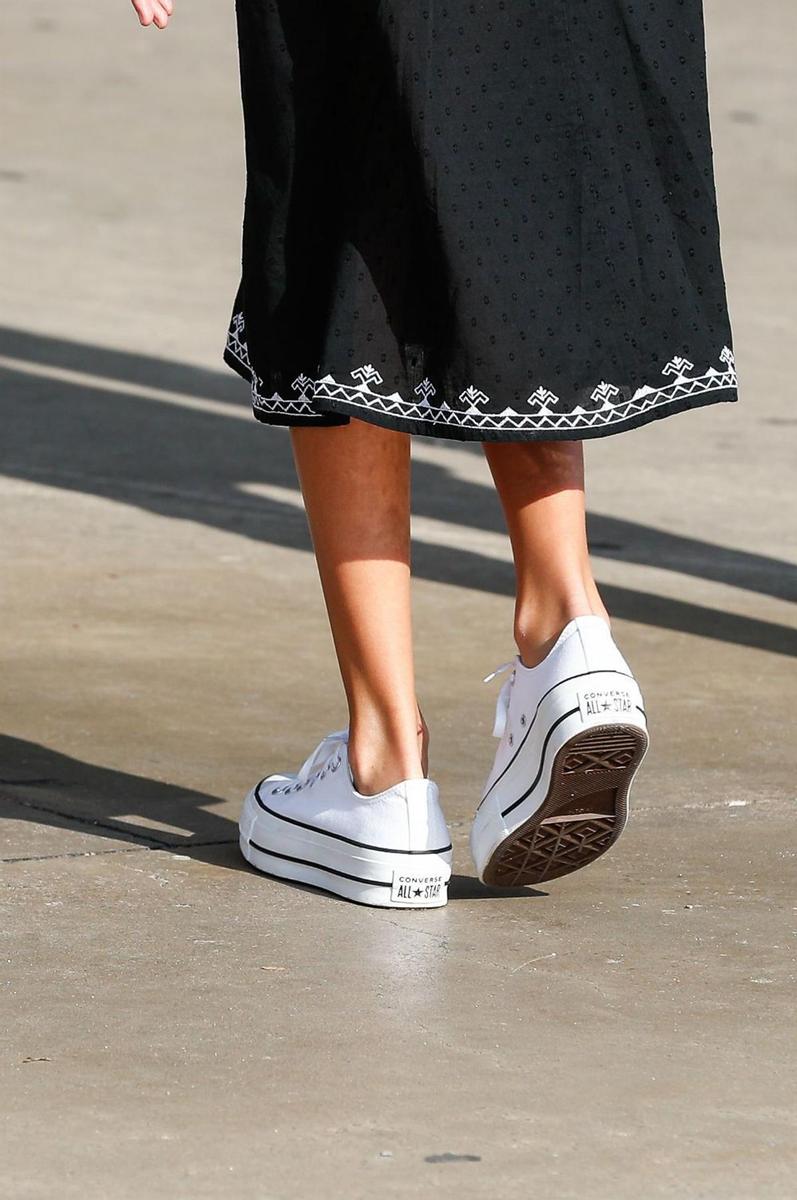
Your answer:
[151,2,171,29]
[132,0,173,28]
[133,0,154,26]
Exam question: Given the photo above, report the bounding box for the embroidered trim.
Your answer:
[225,312,737,435]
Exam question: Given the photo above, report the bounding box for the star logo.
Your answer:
[413,887,423,897]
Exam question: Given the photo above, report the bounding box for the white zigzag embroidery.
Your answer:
[225,315,737,434]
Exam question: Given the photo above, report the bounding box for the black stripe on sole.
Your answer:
[247,838,393,888]
[253,782,452,855]
[482,668,638,804]
[501,708,580,818]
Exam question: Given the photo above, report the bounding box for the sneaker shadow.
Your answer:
[214,867,546,905]
[448,873,547,900]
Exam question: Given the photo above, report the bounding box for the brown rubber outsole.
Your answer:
[482,723,649,887]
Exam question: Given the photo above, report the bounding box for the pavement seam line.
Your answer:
[3,795,238,850]
[2,838,239,865]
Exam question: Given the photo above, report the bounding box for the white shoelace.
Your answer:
[483,661,516,739]
[295,729,348,784]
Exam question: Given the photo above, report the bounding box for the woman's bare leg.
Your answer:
[291,418,426,795]
[483,440,608,667]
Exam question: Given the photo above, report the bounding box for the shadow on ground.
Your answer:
[2,329,795,865]
[1,327,795,654]
[0,734,242,865]
[0,736,543,900]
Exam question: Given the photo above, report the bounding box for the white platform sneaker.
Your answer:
[240,731,452,908]
[471,616,649,888]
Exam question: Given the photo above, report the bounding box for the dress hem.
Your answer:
[223,319,739,444]
[255,382,738,443]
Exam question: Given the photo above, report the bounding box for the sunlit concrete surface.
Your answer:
[1,2,795,1197]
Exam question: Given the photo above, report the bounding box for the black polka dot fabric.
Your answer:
[224,0,738,442]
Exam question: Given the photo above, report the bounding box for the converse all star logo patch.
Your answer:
[577,687,633,721]
[391,872,446,903]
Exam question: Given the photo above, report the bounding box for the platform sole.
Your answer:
[480,723,649,887]
[239,791,451,908]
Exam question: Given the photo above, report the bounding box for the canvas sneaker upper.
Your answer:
[240,731,452,907]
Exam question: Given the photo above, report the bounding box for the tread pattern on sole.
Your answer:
[483,724,648,887]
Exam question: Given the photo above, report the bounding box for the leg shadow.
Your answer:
[0,734,245,870]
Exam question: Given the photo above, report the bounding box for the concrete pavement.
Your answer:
[1,2,795,1196]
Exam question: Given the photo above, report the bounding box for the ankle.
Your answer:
[347,742,425,795]
[347,714,427,795]
[514,597,610,668]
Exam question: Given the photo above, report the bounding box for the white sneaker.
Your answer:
[471,616,649,887]
[240,731,452,908]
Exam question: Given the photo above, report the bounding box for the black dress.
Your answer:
[224,0,738,442]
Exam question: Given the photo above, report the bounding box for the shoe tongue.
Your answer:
[297,730,348,782]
